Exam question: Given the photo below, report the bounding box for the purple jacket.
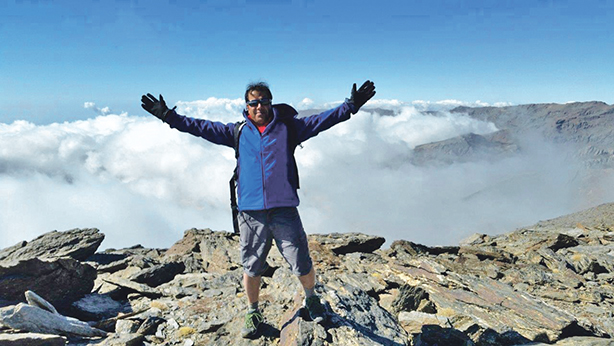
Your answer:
[165,101,355,211]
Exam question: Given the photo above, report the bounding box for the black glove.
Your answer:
[347,80,376,114]
[141,93,176,121]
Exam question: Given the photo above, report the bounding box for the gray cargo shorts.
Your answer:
[238,207,313,277]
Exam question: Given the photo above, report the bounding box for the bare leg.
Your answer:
[298,267,325,322]
[241,272,263,338]
[244,273,261,305]
[298,267,316,291]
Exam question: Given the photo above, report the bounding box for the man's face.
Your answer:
[246,90,272,126]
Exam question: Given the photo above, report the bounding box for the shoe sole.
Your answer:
[241,329,258,338]
[311,316,324,324]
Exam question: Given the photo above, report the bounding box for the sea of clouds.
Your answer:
[0,98,601,250]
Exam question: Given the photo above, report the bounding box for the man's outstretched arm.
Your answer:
[294,80,376,142]
[141,93,235,147]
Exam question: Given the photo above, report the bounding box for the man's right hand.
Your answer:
[141,93,175,121]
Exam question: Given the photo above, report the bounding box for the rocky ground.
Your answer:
[1,202,614,345]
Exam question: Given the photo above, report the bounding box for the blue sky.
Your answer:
[1,0,614,124]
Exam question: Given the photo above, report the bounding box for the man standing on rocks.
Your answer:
[141,80,375,338]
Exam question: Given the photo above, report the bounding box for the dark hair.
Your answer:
[245,81,273,102]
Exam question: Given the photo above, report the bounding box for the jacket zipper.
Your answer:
[260,131,267,210]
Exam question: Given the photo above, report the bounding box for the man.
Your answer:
[141,80,375,338]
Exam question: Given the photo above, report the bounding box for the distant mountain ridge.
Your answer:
[415,101,614,167]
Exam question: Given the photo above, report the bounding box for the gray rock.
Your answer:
[277,279,409,346]
[0,258,96,312]
[560,245,614,275]
[547,233,580,252]
[0,303,106,337]
[129,261,185,287]
[309,233,386,255]
[24,290,58,315]
[99,333,143,346]
[321,280,410,345]
[101,277,162,298]
[458,246,515,263]
[164,228,242,274]
[412,324,475,346]
[0,228,104,264]
[391,257,586,343]
[279,308,328,346]
[71,293,130,321]
[136,316,165,336]
[115,319,140,334]
[385,240,430,264]
[390,285,429,315]
[459,233,491,246]
[0,332,67,346]
[93,256,131,273]
[398,311,450,334]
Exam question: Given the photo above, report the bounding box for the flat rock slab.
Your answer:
[0,303,107,337]
[393,259,580,343]
[309,233,386,255]
[102,277,162,298]
[0,228,104,264]
[0,332,67,346]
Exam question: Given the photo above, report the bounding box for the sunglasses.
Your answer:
[246,98,272,107]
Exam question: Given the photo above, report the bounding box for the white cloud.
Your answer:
[84,102,113,116]
[174,97,245,123]
[0,97,604,250]
[297,98,314,110]
[0,110,236,249]
[411,99,513,111]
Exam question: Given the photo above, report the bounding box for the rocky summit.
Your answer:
[1,203,614,345]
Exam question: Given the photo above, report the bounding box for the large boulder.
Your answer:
[0,228,104,265]
[0,258,96,312]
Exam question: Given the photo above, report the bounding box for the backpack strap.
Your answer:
[233,121,247,158]
[277,116,301,189]
[229,121,246,233]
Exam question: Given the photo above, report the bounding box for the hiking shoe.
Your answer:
[304,295,326,323]
[241,309,263,338]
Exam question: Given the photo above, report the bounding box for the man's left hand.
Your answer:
[348,80,376,114]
